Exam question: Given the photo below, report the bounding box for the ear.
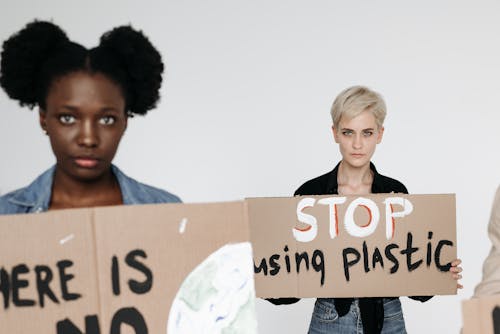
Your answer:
[376,126,385,144]
[39,108,48,134]
[332,124,340,143]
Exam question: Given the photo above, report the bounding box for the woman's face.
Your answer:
[39,71,127,182]
[332,110,384,169]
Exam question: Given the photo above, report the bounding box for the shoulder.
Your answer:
[374,172,408,194]
[113,165,182,204]
[0,167,55,215]
[0,188,27,215]
[294,170,334,196]
[135,181,182,204]
[488,185,500,229]
[492,185,500,209]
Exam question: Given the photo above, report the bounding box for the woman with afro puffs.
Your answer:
[0,20,180,214]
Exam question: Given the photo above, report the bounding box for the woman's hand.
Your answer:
[450,259,463,289]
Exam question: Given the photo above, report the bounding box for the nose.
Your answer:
[77,119,99,148]
[352,134,362,149]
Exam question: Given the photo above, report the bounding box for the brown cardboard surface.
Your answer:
[462,296,500,334]
[248,194,457,298]
[0,202,251,333]
[92,202,250,333]
[0,209,98,333]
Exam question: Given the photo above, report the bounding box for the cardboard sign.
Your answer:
[462,296,500,334]
[0,194,456,332]
[248,194,457,298]
[0,202,257,334]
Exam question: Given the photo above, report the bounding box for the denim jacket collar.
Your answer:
[112,165,153,205]
[7,165,149,212]
[8,166,55,213]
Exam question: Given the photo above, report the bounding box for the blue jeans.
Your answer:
[308,298,407,334]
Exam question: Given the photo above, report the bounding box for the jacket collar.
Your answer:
[326,161,383,194]
[8,166,55,213]
[7,164,142,211]
[111,165,148,205]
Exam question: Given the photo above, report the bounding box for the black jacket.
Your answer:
[269,162,431,334]
[295,161,407,196]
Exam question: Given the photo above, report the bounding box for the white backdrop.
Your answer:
[1,1,500,333]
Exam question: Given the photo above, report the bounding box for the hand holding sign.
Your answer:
[450,259,463,289]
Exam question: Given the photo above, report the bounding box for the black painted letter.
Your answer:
[57,260,82,301]
[311,250,325,286]
[12,264,35,307]
[435,239,454,272]
[254,259,268,275]
[342,248,360,281]
[0,267,10,309]
[35,265,59,307]
[269,254,281,276]
[112,256,120,296]
[56,315,100,334]
[400,232,423,272]
[110,307,148,334]
[125,250,153,294]
[385,244,399,274]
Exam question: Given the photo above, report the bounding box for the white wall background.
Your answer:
[1,1,499,333]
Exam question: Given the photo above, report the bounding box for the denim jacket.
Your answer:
[0,165,181,214]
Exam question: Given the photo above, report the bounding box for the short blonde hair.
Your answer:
[330,86,386,129]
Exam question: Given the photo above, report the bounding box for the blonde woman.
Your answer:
[272,86,462,334]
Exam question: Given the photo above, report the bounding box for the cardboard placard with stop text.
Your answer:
[248,194,457,298]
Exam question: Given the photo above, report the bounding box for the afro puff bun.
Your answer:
[0,20,164,115]
[97,26,164,115]
[0,21,69,109]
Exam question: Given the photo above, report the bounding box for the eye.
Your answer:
[363,131,374,137]
[342,130,353,136]
[59,115,76,124]
[99,116,116,125]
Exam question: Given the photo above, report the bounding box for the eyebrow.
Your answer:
[340,127,375,131]
[60,105,79,111]
[99,107,121,113]
[59,105,120,113]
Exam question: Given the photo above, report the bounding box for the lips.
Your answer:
[74,157,100,168]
